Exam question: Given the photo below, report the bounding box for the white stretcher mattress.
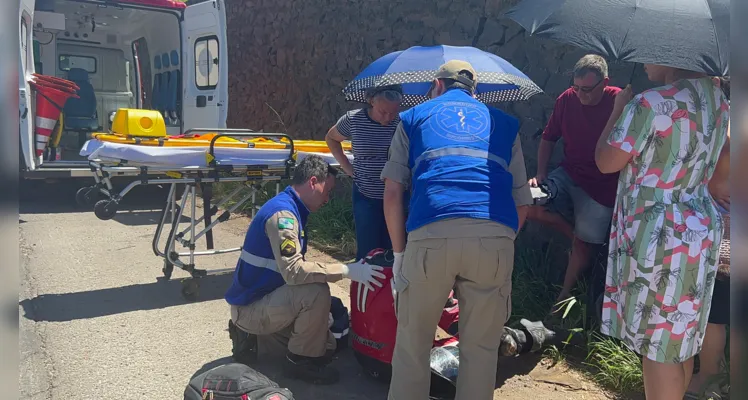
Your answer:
[80,139,352,169]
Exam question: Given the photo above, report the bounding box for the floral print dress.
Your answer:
[600,77,730,363]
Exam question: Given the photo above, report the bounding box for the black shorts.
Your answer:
[708,278,730,325]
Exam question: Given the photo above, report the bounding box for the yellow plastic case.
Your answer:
[111,109,167,138]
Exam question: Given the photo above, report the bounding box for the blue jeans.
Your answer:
[352,184,402,260]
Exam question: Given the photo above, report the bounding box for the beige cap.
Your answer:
[434,60,478,88]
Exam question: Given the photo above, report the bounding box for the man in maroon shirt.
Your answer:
[527,55,621,309]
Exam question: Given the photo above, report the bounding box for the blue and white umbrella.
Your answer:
[343,45,544,107]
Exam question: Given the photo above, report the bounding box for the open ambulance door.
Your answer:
[19,0,36,171]
[181,0,228,131]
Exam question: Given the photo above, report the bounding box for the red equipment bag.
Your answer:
[350,248,459,382]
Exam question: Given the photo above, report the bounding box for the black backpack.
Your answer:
[184,363,295,400]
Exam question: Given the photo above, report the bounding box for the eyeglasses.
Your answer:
[571,78,604,93]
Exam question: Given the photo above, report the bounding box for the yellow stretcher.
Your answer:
[79,110,355,301]
[91,108,350,153]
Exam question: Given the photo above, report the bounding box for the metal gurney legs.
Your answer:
[77,131,297,300]
[152,180,275,300]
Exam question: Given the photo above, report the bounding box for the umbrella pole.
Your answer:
[628,63,638,85]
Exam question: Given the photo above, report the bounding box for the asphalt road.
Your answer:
[18,180,621,400]
[18,180,387,399]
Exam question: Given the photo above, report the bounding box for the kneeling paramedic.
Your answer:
[225,155,385,385]
[381,61,533,399]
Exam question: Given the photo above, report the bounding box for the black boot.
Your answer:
[228,319,258,365]
[283,352,340,385]
[519,318,557,353]
[499,319,558,357]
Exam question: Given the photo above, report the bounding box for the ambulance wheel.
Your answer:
[75,187,98,207]
[162,260,174,280]
[94,200,118,220]
[181,279,200,301]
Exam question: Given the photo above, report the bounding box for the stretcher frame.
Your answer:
[78,128,550,301]
[75,128,295,208]
[78,129,300,300]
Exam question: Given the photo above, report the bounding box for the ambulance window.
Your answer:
[20,19,28,52]
[195,36,219,90]
[59,55,97,73]
[21,16,30,73]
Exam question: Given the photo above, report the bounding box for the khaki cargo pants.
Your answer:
[230,283,336,358]
[388,229,515,400]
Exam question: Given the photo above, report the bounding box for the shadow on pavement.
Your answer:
[186,345,389,400]
[111,209,192,226]
[19,272,233,323]
[184,348,546,399]
[495,352,543,387]
[20,179,174,215]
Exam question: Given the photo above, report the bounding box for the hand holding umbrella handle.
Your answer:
[614,84,634,113]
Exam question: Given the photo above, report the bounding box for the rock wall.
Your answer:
[225,0,654,175]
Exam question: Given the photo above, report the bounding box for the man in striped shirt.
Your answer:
[326,86,406,260]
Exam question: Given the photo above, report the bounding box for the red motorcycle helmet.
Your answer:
[349,248,459,383]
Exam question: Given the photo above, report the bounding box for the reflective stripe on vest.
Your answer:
[240,249,278,272]
[413,147,509,171]
[398,88,520,233]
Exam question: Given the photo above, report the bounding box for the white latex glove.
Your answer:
[392,252,404,278]
[343,261,386,292]
[391,251,404,302]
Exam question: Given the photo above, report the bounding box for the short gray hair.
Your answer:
[365,85,403,103]
[573,54,609,80]
[291,154,338,185]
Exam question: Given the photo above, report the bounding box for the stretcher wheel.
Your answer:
[181,279,200,301]
[93,200,118,220]
[75,187,98,207]
[162,260,174,280]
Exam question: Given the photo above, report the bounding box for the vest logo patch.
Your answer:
[278,217,295,230]
[428,102,491,143]
[280,239,297,257]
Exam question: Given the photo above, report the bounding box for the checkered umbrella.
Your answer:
[342,45,544,107]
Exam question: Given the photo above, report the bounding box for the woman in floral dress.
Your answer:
[593,64,730,400]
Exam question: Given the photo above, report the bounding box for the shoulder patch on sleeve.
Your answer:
[280,238,297,257]
[278,217,295,230]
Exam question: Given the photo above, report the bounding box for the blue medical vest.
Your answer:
[400,88,520,233]
[224,186,310,306]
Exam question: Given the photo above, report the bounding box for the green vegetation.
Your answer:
[509,239,646,395]
[585,333,644,393]
[213,178,356,255]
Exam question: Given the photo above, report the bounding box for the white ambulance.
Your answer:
[18,0,228,180]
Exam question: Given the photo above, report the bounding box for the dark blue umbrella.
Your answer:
[342,45,543,107]
[503,0,729,76]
